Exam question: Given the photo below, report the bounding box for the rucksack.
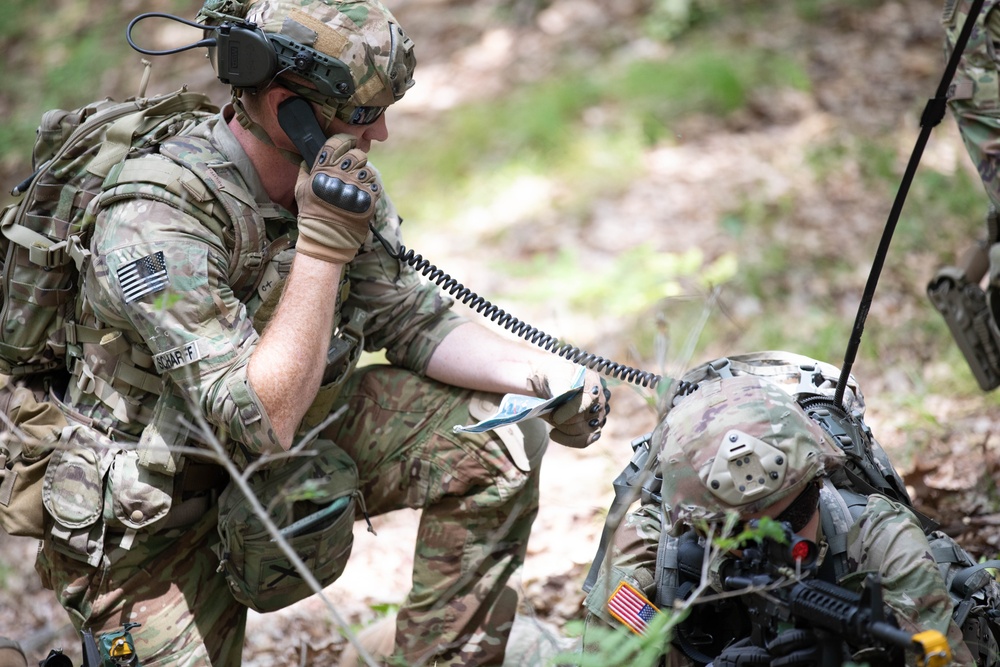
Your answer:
[589,351,1000,665]
[0,76,275,537]
[0,86,218,378]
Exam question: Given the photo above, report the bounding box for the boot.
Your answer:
[337,614,396,667]
[0,637,27,667]
[336,612,578,667]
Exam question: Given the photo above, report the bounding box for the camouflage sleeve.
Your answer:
[346,178,467,373]
[844,495,975,666]
[944,0,1000,209]
[87,193,281,456]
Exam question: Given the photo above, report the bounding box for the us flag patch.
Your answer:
[118,251,169,304]
[608,581,660,635]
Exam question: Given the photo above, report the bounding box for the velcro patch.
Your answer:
[153,340,206,374]
[118,251,169,304]
[607,581,660,635]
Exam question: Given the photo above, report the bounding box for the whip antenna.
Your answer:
[834,0,985,408]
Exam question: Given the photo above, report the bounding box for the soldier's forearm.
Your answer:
[248,253,342,448]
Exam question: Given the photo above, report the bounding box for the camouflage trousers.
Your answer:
[35,365,545,666]
[324,365,546,667]
[36,506,245,666]
[945,0,1000,209]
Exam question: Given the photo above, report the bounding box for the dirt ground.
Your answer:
[4,0,1000,665]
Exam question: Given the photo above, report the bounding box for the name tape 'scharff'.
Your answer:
[153,340,207,374]
[118,251,169,304]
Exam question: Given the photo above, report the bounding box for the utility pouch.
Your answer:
[0,377,67,538]
[215,438,359,612]
[104,449,173,537]
[928,258,1000,391]
[42,425,113,566]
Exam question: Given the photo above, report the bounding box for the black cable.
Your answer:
[368,225,663,388]
[833,0,986,408]
[126,12,218,56]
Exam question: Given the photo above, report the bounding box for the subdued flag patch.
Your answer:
[118,251,169,304]
[607,581,660,635]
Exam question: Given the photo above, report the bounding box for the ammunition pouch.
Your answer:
[215,437,359,612]
[42,425,115,567]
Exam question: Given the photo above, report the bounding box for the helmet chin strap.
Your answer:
[232,92,308,167]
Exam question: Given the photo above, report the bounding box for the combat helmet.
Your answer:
[198,0,416,125]
[659,374,845,535]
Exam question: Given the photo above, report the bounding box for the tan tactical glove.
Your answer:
[294,133,381,264]
[529,363,610,448]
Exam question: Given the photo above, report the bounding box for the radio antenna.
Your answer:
[833,0,985,408]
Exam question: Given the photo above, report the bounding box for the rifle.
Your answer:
[719,520,952,667]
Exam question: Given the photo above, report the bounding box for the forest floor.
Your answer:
[4,0,1000,665]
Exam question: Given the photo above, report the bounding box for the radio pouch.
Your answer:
[215,438,359,612]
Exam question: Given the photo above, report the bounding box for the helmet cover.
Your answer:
[199,0,415,109]
[659,374,844,535]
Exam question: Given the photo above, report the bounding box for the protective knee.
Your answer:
[0,637,27,667]
[469,392,549,473]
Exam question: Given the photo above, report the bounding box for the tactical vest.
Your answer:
[587,351,1000,665]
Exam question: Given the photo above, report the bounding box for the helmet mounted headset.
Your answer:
[126,9,406,128]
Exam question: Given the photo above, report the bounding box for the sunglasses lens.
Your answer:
[345,105,387,125]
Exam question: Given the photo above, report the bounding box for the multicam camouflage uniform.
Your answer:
[582,375,975,667]
[35,3,546,665]
[944,0,1000,209]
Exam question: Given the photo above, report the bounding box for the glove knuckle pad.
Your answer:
[312,173,373,214]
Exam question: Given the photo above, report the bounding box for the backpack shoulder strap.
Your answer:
[818,478,868,582]
[100,134,282,299]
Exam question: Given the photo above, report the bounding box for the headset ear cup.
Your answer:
[214,24,278,91]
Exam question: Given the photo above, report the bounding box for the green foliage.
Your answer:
[563,514,788,666]
[153,293,184,311]
[0,0,38,41]
[369,602,400,617]
[707,514,788,553]
[643,0,719,42]
[899,167,985,256]
[0,2,139,176]
[552,609,680,667]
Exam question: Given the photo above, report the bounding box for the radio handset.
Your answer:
[277,96,326,169]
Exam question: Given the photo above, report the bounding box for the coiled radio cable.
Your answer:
[369,225,662,388]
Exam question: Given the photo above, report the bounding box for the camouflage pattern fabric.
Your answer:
[324,365,544,666]
[66,110,463,449]
[944,0,1000,208]
[36,508,246,666]
[658,375,845,533]
[39,102,538,665]
[583,375,975,665]
[582,495,977,666]
[240,0,416,109]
